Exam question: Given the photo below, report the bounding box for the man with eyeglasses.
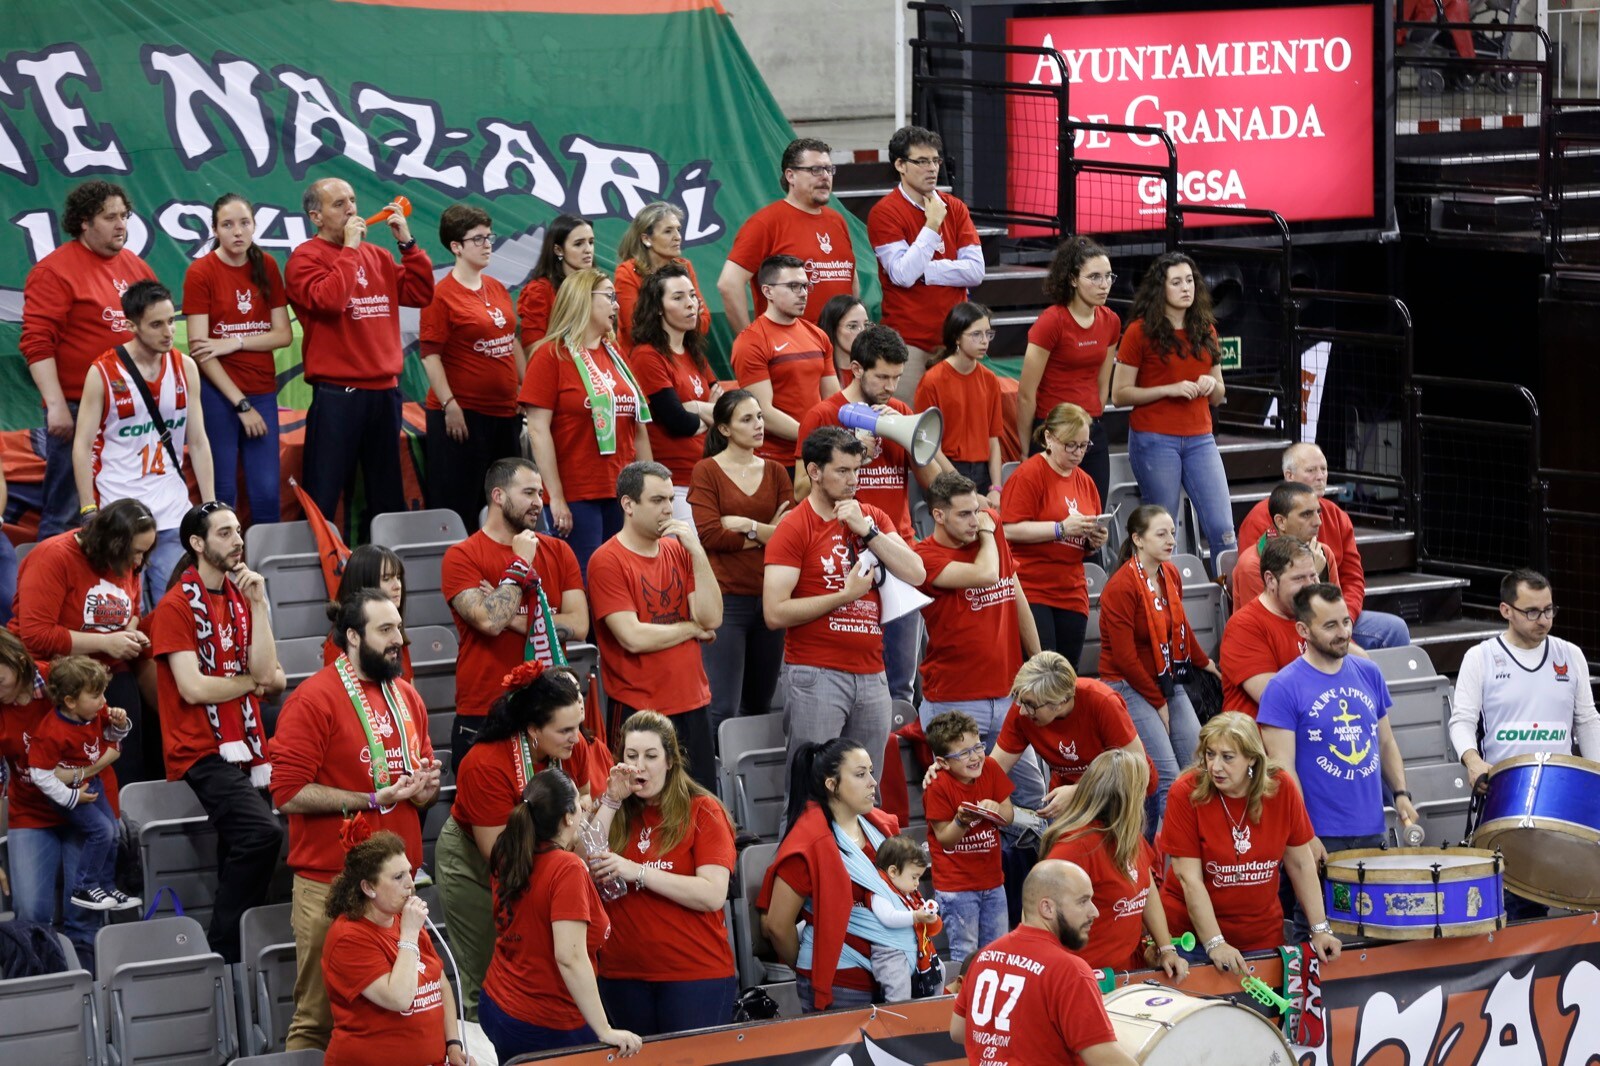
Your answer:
[867,126,984,402]
[718,137,858,336]
[731,255,839,464]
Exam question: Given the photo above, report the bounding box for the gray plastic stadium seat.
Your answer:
[0,932,102,1066]
[1172,552,1223,658]
[238,904,295,1056]
[1369,646,1453,765]
[1000,461,1020,486]
[96,916,234,1065]
[408,625,459,751]
[246,521,339,643]
[1080,562,1109,675]
[564,642,600,689]
[120,780,217,930]
[733,842,784,988]
[369,509,469,628]
[273,636,327,699]
[1402,761,1477,847]
[232,1051,324,1065]
[421,784,456,877]
[731,748,788,841]
[717,712,785,769]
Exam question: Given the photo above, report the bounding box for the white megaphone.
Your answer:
[838,403,943,467]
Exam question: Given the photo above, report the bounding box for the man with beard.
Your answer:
[442,457,587,769]
[149,502,285,964]
[1258,584,1418,936]
[795,324,951,704]
[588,461,721,792]
[269,588,443,1051]
[951,860,1135,1066]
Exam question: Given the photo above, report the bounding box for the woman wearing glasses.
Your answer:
[613,202,711,355]
[915,301,1005,502]
[518,269,652,576]
[1017,236,1121,505]
[1000,403,1108,666]
[419,205,522,533]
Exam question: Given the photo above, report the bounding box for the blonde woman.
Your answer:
[1041,749,1185,981]
[517,268,653,575]
[613,201,711,353]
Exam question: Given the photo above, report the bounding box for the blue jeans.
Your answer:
[882,613,921,705]
[704,594,786,739]
[479,987,597,1060]
[33,402,81,539]
[143,526,185,613]
[1109,679,1201,838]
[1352,609,1410,651]
[796,972,876,1013]
[598,975,737,1036]
[0,532,17,625]
[1126,430,1236,564]
[7,822,113,969]
[936,885,1008,966]
[1289,831,1385,941]
[550,498,623,580]
[63,788,118,892]
[919,696,1046,811]
[200,381,281,524]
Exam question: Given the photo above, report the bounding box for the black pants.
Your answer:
[1030,604,1088,670]
[451,714,486,777]
[425,408,523,534]
[1030,416,1111,508]
[610,700,716,796]
[951,460,994,496]
[108,670,163,784]
[184,754,284,964]
[302,383,404,542]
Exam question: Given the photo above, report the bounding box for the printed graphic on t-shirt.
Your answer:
[643,571,688,625]
[1307,688,1379,782]
[83,578,134,632]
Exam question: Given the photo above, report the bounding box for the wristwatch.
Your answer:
[744,519,759,541]
[396,238,418,252]
[234,398,253,414]
[861,523,881,546]
[1310,920,1333,935]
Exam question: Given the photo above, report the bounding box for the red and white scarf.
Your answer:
[1128,555,1193,683]
[180,567,270,786]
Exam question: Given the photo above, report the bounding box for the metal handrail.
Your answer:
[907,1,963,42]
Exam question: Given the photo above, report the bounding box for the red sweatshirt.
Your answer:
[1237,497,1366,616]
[285,237,435,389]
[1096,559,1211,710]
[20,241,156,402]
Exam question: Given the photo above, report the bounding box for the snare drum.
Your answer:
[1472,752,1600,910]
[1103,985,1294,1064]
[1323,847,1504,940]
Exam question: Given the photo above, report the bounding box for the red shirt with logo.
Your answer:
[268,665,433,882]
[954,924,1119,1066]
[922,757,1014,892]
[10,532,141,670]
[0,663,69,829]
[587,536,711,714]
[1157,769,1314,951]
[149,580,259,780]
[916,525,1022,702]
[914,358,1004,463]
[517,342,643,503]
[867,188,982,350]
[631,343,715,485]
[597,795,737,981]
[440,530,584,719]
[731,316,835,463]
[516,277,556,348]
[796,393,914,536]
[451,733,600,833]
[322,915,446,1066]
[1220,596,1306,717]
[765,500,896,674]
[1027,304,1121,418]
[1045,824,1157,971]
[418,272,520,417]
[995,679,1155,794]
[286,238,435,390]
[21,241,156,402]
[484,848,610,1031]
[181,250,288,396]
[1116,321,1218,436]
[727,200,856,323]
[1000,455,1101,613]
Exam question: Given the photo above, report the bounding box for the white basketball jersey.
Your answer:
[1475,635,1584,764]
[91,348,192,528]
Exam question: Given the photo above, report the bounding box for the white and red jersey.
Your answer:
[90,348,192,529]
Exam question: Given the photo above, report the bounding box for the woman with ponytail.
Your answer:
[480,770,642,1060]
[757,738,904,1012]
[183,193,293,523]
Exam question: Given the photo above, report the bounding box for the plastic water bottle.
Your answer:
[578,818,629,900]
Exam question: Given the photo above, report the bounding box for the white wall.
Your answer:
[722,0,897,122]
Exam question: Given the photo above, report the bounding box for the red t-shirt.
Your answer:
[597,795,737,981]
[796,393,914,536]
[587,536,711,714]
[484,848,611,1031]
[285,237,435,390]
[867,188,982,350]
[727,200,856,323]
[1045,825,1157,972]
[1232,536,1342,620]
[181,250,288,396]
[1027,305,1121,418]
[914,358,1004,463]
[731,316,834,463]
[149,580,259,780]
[268,666,433,882]
[1116,321,1218,436]
[28,706,117,776]
[922,758,1014,892]
[613,257,712,354]
[1220,596,1305,718]
[418,273,520,417]
[1096,559,1212,711]
[517,342,643,503]
[995,679,1155,794]
[916,526,1023,702]
[450,733,600,833]
[765,499,896,674]
[10,532,141,669]
[322,915,446,1066]
[1157,770,1314,951]
[954,924,1119,1066]
[0,664,65,829]
[515,276,556,348]
[632,343,715,485]
[20,241,156,402]
[999,455,1101,613]
[440,530,584,719]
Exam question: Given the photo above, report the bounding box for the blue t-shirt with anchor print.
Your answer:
[1257,656,1393,837]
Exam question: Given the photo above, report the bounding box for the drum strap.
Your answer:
[1464,789,1486,841]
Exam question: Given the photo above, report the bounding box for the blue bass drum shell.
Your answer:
[1323,847,1505,940]
[1473,752,1600,910]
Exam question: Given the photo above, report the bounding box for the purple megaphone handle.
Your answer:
[838,402,879,433]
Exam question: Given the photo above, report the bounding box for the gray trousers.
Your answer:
[784,664,893,782]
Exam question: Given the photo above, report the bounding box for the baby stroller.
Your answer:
[1398,0,1522,93]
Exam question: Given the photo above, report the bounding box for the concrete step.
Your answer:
[1363,571,1470,627]
[973,264,1049,310]
[1353,528,1417,572]
[1215,435,1290,483]
[1409,617,1503,676]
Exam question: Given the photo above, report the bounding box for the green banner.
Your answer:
[0,0,880,429]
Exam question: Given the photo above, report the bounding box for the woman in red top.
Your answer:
[481,770,642,1060]
[613,202,712,354]
[630,263,718,521]
[1040,748,1186,980]
[758,738,900,1012]
[419,205,523,533]
[1099,504,1222,834]
[518,268,652,577]
[321,830,468,1066]
[688,390,793,738]
[516,214,594,353]
[1158,712,1340,974]
[184,193,293,524]
[818,294,870,386]
[322,545,413,682]
[916,301,1005,500]
[1000,403,1109,666]
[1018,236,1121,503]
[1111,252,1236,572]
[590,711,737,1034]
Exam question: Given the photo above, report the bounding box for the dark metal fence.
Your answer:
[1542,470,1600,665]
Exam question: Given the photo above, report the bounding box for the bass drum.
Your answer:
[1472,752,1600,910]
[1103,985,1294,1064]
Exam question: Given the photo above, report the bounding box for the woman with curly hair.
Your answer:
[630,262,719,520]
